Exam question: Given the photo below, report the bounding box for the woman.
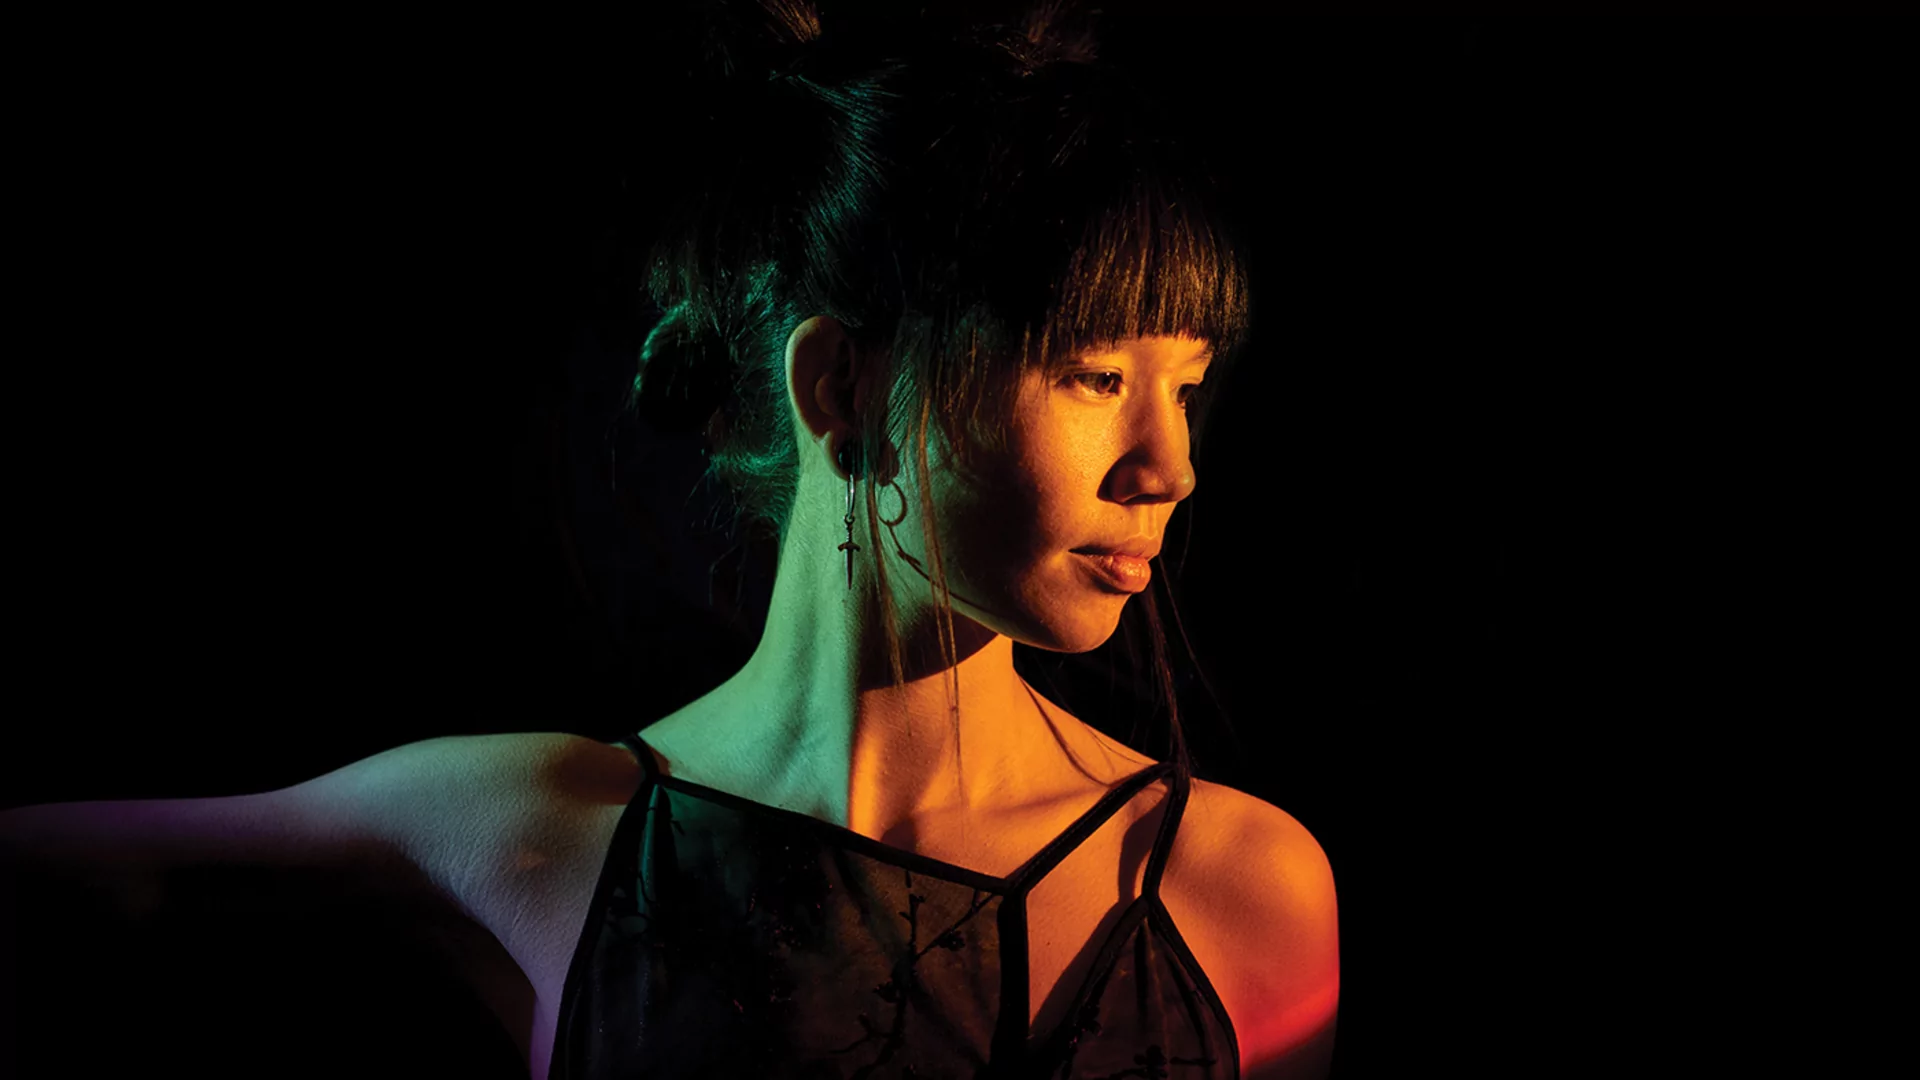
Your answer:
[1,3,1336,1078]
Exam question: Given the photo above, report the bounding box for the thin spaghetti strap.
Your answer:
[1007,760,1177,896]
[613,734,661,788]
[1140,765,1190,900]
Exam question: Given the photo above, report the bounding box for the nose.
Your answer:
[1104,395,1197,506]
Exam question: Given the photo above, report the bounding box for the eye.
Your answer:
[1066,371,1124,397]
[1063,371,1205,412]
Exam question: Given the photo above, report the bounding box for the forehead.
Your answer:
[1069,334,1215,366]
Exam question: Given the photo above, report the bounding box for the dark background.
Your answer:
[3,8,1899,1078]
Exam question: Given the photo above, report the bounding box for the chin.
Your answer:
[1014,603,1130,655]
[948,568,1134,654]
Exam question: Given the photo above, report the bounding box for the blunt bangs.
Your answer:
[883,68,1253,467]
[1038,173,1251,376]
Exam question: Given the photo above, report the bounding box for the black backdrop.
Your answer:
[3,9,1898,1078]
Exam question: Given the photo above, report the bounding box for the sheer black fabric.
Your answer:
[552,735,1238,1079]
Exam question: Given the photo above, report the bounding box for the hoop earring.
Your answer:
[836,440,864,589]
[880,488,929,579]
[878,475,909,528]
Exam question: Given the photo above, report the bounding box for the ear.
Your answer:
[786,315,872,480]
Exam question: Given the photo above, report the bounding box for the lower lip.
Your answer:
[1074,551,1152,593]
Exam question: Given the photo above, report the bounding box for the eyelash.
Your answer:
[1066,372,1203,409]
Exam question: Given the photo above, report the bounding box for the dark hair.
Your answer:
[631,0,1251,788]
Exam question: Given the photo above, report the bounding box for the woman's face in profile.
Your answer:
[921,333,1215,654]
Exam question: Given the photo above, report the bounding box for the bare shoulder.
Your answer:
[293,732,643,902]
[1183,778,1336,918]
[297,726,645,826]
[1172,776,1340,1080]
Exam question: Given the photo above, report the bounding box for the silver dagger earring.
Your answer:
[837,439,863,589]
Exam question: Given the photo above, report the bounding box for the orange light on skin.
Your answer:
[1240,978,1339,1080]
[1201,794,1340,1080]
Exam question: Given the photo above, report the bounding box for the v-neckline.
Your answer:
[626,732,1176,895]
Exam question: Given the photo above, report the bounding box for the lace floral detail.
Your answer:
[1049,991,1101,1078]
[825,869,1001,1074]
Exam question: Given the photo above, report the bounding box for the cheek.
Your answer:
[928,458,1051,582]
[1016,416,1115,520]
[916,388,1120,599]
[936,443,1104,584]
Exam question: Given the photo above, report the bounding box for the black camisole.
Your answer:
[551,735,1239,1079]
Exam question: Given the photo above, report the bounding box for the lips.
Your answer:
[1072,548,1154,593]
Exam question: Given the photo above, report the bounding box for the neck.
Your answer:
[695,496,1104,843]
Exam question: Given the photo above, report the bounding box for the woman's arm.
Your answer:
[1,776,385,884]
[0,734,605,1074]
[0,732,606,892]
